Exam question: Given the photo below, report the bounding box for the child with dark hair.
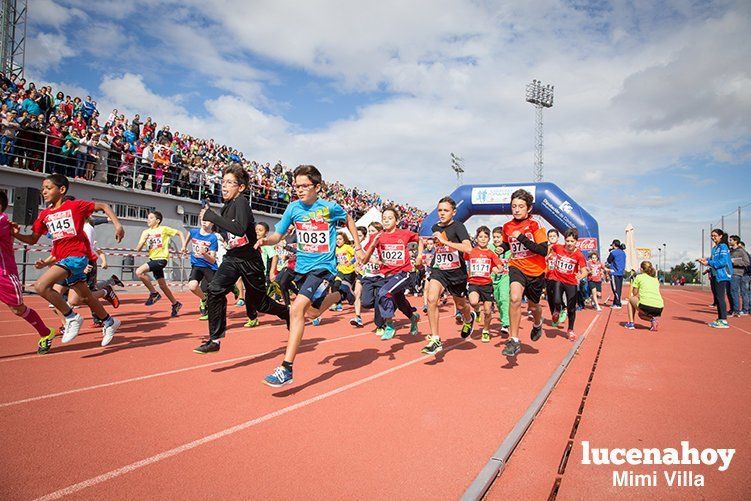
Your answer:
[547,228,588,340]
[466,226,502,342]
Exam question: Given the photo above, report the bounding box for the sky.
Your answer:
[25,0,751,268]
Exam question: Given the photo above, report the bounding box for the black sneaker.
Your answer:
[531,323,543,341]
[171,301,183,317]
[421,336,443,355]
[110,274,124,287]
[145,292,161,306]
[194,339,220,354]
[502,338,521,357]
[37,328,57,355]
[460,311,477,339]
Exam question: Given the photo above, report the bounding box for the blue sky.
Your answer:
[26,0,751,267]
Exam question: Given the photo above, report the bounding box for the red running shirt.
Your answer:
[375,229,419,276]
[502,217,548,277]
[465,247,502,285]
[549,244,587,286]
[588,261,604,282]
[32,200,95,260]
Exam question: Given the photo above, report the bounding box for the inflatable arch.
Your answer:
[419,182,600,255]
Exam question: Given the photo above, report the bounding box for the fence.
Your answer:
[0,130,292,215]
[699,202,751,284]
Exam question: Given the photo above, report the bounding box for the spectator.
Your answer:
[606,239,627,308]
[729,235,750,317]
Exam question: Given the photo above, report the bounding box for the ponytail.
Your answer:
[641,260,656,277]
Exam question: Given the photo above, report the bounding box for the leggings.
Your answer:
[713,280,729,321]
[551,280,578,330]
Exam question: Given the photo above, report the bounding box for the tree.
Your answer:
[666,261,699,283]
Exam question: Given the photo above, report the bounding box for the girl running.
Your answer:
[357,222,385,330]
[0,191,57,354]
[587,253,604,311]
[548,228,588,341]
[135,211,186,317]
[697,229,733,329]
[625,261,663,331]
[331,232,356,312]
[181,218,218,320]
[350,226,369,327]
[466,226,502,343]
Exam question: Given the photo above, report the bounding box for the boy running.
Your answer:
[1,191,57,354]
[182,218,218,320]
[587,253,604,311]
[467,226,502,343]
[548,228,588,341]
[13,174,124,346]
[497,189,549,357]
[423,197,475,355]
[136,211,186,317]
[255,165,363,387]
[491,226,511,336]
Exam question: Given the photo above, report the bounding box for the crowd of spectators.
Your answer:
[0,72,426,230]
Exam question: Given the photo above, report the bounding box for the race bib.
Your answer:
[381,243,406,266]
[590,263,602,279]
[192,240,210,255]
[147,234,163,250]
[295,220,330,253]
[556,257,576,274]
[46,210,76,241]
[434,247,460,270]
[547,254,558,271]
[510,233,534,259]
[469,257,491,278]
[226,234,249,249]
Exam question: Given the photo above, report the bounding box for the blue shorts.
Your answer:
[56,256,89,287]
[291,269,336,309]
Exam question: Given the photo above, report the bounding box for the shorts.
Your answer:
[638,304,663,318]
[86,260,98,290]
[336,271,356,287]
[588,280,602,292]
[147,259,169,281]
[189,266,216,293]
[468,283,494,303]
[509,266,544,304]
[292,269,337,310]
[430,269,467,298]
[55,256,89,287]
[0,273,23,307]
[355,272,363,283]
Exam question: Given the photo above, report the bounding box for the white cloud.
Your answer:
[28,0,86,28]
[25,32,77,71]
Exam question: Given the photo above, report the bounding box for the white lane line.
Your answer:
[34,348,445,500]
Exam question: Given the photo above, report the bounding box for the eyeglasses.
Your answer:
[221,180,239,186]
[293,183,317,191]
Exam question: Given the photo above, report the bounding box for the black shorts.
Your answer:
[292,269,337,310]
[86,260,98,290]
[588,280,602,292]
[638,304,663,318]
[430,269,467,298]
[509,267,544,304]
[336,271,356,287]
[147,259,169,280]
[189,266,216,292]
[468,283,494,303]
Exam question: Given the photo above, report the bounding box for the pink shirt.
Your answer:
[0,213,19,276]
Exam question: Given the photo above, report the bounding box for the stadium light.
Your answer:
[450,152,465,187]
[526,79,555,182]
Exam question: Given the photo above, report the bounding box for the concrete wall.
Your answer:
[1,165,281,284]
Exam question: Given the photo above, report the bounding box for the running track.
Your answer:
[0,286,749,499]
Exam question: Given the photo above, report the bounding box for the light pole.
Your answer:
[658,248,662,276]
[662,243,667,275]
[525,79,554,182]
[450,152,465,187]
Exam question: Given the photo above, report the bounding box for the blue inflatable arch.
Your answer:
[419,182,600,255]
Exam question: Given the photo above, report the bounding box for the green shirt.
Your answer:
[632,273,663,308]
[261,245,276,274]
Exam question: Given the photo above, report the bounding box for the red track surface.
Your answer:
[1,287,749,499]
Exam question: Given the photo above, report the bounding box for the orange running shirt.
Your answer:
[502,217,548,277]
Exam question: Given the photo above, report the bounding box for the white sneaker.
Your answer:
[610,305,622,309]
[62,313,84,343]
[596,306,602,312]
[101,317,121,347]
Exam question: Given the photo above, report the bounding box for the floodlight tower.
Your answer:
[0,0,28,77]
[450,152,465,187]
[525,79,554,182]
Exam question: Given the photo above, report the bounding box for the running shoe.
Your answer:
[199,299,207,316]
[103,285,120,308]
[501,325,509,335]
[596,306,602,312]
[422,305,428,314]
[350,316,363,327]
[559,309,568,325]
[101,317,121,347]
[244,318,260,328]
[567,330,577,341]
[236,299,245,307]
[336,303,343,312]
[481,330,491,343]
[502,338,521,357]
[232,285,240,301]
[171,301,183,318]
[375,327,385,337]
[421,335,443,355]
[381,323,396,340]
[329,304,339,311]
[530,323,543,342]
[145,292,161,306]
[610,305,622,309]
[552,309,560,325]
[264,366,293,387]
[409,313,420,336]
[110,274,124,287]
[455,311,463,325]
[312,316,321,326]
[37,328,56,355]
[92,317,104,327]
[194,339,220,354]
[62,313,84,343]
[625,322,635,330]
[649,318,659,331]
[199,313,209,321]
[708,319,729,329]
[460,311,477,339]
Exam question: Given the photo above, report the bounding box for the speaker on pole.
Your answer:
[12,187,40,226]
